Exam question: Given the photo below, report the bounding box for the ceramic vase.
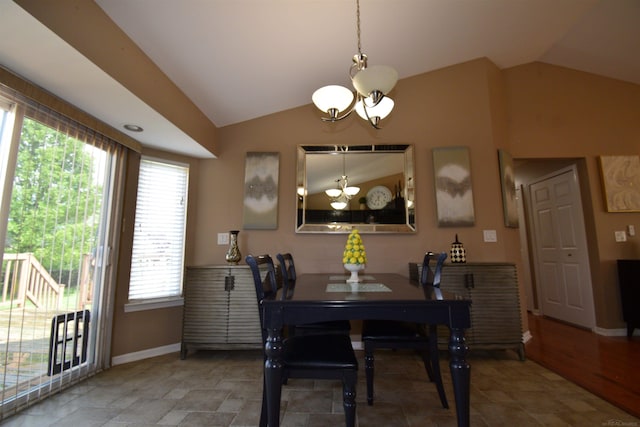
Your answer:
[225,230,241,264]
[450,234,466,263]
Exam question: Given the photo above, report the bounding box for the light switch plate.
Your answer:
[483,229,497,242]
[217,232,229,245]
[628,225,636,237]
[615,231,627,242]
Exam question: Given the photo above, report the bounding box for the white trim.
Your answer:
[593,326,639,337]
[111,343,181,366]
[350,336,363,350]
[124,296,184,313]
[142,154,189,169]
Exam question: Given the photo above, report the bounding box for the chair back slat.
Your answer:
[246,254,278,340]
[276,253,296,300]
[420,251,447,288]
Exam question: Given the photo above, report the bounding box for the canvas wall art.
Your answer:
[498,149,519,227]
[243,152,280,229]
[599,155,640,212]
[432,146,475,227]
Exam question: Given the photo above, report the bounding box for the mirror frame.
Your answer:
[296,144,416,234]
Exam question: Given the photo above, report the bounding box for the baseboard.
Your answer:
[110,326,625,365]
[350,336,363,350]
[529,311,637,337]
[111,343,181,366]
[593,326,638,337]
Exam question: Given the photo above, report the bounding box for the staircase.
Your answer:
[2,253,65,309]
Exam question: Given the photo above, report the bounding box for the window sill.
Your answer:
[124,297,184,313]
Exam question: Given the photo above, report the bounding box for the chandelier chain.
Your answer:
[356,0,361,55]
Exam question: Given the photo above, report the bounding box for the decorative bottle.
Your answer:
[225,230,241,264]
[450,234,466,263]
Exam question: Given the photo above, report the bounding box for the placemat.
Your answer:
[329,275,376,281]
[326,283,392,293]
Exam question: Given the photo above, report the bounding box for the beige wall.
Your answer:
[112,148,199,357]
[504,62,640,328]
[111,58,640,357]
[193,58,518,273]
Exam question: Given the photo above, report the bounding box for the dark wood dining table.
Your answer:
[261,272,472,427]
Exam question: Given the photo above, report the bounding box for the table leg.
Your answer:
[449,327,470,427]
[265,327,284,427]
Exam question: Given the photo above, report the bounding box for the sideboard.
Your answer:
[409,261,525,360]
[181,265,262,358]
[617,259,640,338]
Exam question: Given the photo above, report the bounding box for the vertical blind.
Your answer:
[0,84,126,418]
[129,157,189,300]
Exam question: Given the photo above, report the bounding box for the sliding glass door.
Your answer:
[0,93,124,417]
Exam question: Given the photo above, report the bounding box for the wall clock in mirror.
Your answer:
[366,185,393,210]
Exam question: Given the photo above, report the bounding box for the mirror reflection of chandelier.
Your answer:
[325,153,360,210]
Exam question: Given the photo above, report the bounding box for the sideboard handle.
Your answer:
[464,273,475,289]
[224,275,235,291]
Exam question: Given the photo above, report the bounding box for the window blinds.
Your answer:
[129,157,189,300]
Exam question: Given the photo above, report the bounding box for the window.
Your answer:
[128,157,189,308]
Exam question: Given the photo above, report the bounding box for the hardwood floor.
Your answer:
[525,312,640,419]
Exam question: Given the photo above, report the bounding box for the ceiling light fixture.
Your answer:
[326,150,360,210]
[123,124,144,132]
[312,0,398,129]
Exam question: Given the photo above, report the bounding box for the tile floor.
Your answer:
[1,349,638,426]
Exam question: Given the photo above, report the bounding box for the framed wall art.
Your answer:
[243,152,280,229]
[432,146,475,227]
[599,155,640,212]
[498,149,519,227]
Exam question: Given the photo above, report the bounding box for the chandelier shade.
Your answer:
[351,65,398,97]
[343,185,360,196]
[312,85,354,114]
[355,95,394,121]
[330,200,348,210]
[325,188,343,198]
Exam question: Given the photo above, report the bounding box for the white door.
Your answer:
[528,166,595,328]
[516,186,535,313]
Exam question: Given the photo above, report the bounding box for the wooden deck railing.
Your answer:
[2,253,65,308]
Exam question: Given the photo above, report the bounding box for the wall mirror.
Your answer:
[296,144,416,233]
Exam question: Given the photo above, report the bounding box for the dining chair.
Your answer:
[361,251,449,408]
[276,252,351,335]
[246,254,358,427]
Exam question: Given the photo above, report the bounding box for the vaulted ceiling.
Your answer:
[1,0,638,158]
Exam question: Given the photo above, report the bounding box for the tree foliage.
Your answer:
[6,117,104,277]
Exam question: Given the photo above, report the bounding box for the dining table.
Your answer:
[261,272,472,427]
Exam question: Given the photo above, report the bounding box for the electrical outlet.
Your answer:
[628,225,636,237]
[615,231,627,242]
[217,232,229,245]
[483,230,497,242]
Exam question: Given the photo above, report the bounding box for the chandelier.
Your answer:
[326,152,360,210]
[312,0,398,129]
